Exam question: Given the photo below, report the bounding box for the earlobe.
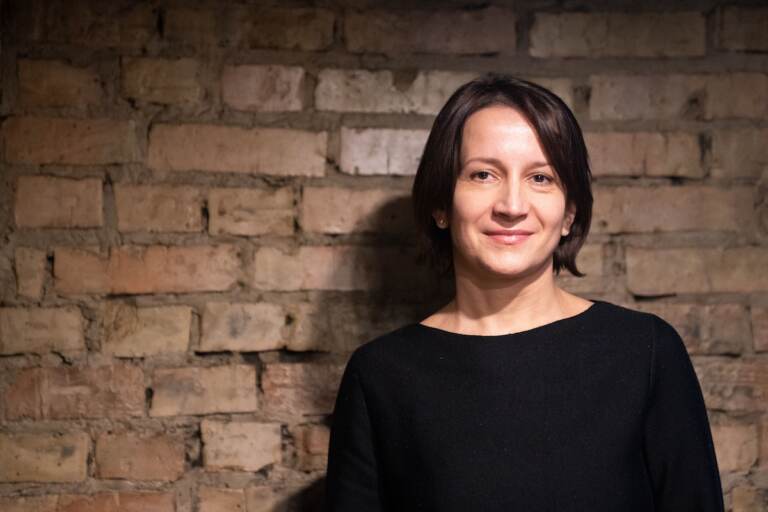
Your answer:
[432,209,449,229]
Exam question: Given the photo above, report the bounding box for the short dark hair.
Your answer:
[411,72,593,278]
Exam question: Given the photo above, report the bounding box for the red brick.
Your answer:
[3,364,144,420]
[201,420,282,471]
[148,123,327,176]
[300,187,410,234]
[626,247,768,295]
[15,175,103,228]
[0,306,85,355]
[345,7,516,55]
[717,6,768,52]
[261,362,344,420]
[0,431,89,482]
[339,127,429,176]
[18,59,103,108]
[208,186,294,236]
[706,73,768,119]
[95,433,185,480]
[584,132,701,178]
[114,184,203,233]
[752,306,768,353]
[592,185,754,234]
[14,247,46,300]
[222,65,304,112]
[3,117,138,165]
[54,244,241,295]
[530,12,705,57]
[101,301,191,357]
[198,487,246,512]
[150,365,257,417]
[710,128,768,179]
[695,358,768,412]
[200,302,285,352]
[0,495,58,512]
[711,421,758,472]
[55,492,174,512]
[122,57,203,105]
[292,423,329,471]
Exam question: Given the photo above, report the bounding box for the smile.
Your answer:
[486,233,531,245]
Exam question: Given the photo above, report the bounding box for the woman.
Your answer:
[325,73,724,511]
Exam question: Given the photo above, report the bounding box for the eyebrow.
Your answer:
[462,157,552,169]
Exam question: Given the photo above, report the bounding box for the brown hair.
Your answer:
[411,72,593,278]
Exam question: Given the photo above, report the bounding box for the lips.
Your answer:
[485,229,533,245]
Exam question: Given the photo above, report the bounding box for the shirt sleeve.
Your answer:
[642,315,725,511]
[325,354,384,512]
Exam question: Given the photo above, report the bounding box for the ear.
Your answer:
[562,203,576,237]
[432,209,448,228]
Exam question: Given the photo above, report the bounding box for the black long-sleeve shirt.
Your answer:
[325,299,725,511]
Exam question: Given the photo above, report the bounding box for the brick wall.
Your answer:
[0,0,766,510]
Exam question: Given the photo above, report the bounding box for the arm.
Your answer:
[325,355,384,512]
[642,315,725,511]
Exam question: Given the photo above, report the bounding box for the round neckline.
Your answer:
[411,299,604,340]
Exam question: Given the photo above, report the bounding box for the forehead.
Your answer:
[460,105,546,161]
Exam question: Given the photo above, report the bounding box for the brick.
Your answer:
[208,187,294,236]
[292,423,329,471]
[0,306,85,355]
[150,365,257,417]
[14,247,46,300]
[0,431,88,482]
[3,117,138,165]
[584,132,701,178]
[200,302,285,352]
[122,57,203,105]
[762,416,768,466]
[148,124,326,176]
[101,302,191,357]
[710,128,768,179]
[261,362,343,419]
[96,433,185,480]
[706,73,768,120]
[18,59,103,108]
[593,185,754,234]
[15,175,103,228]
[626,247,768,295]
[340,127,428,176]
[3,364,144,420]
[711,421,759,472]
[198,487,246,512]
[55,492,175,512]
[114,184,203,233]
[634,302,749,355]
[530,12,705,58]
[201,420,282,471]
[54,244,240,295]
[164,7,217,47]
[345,7,516,55]
[252,245,426,291]
[554,243,604,293]
[752,306,768,353]
[718,7,768,52]
[316,69,477,114]
[0,495,58,512]
[222,65,304,112]
[245,486,285,512]
[695,358,768,412]
[730,486,768,512]
[300,187,410,234]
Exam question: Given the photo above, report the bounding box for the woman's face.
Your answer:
[434,105,576,281]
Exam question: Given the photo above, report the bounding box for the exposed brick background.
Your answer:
[0,0,766,510]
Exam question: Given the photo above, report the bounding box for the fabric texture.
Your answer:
[325,299,725,511]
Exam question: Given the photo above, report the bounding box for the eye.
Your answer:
[470,170,495,182]
[531,173,554,185]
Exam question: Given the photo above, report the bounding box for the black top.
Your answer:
[325,299,725,511]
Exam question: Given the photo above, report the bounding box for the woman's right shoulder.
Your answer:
[343,322,420,373]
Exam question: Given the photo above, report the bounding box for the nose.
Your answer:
[493,175,529,218]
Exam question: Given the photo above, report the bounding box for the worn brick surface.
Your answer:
[752,307,768,353]
[711,421,759,473]
[0,495,58,512]
[222,65,304,111]
[122,57,203,105]
[584,132,702,177]
[201,420,282,471]
[150,365,257,416]
[3,364,144,420]
[96,433,186,481]
[200,302,285,352]
[3,117,138,165]
[626,247,768,295]
[345,7,516,55]
[101,302,191,357]
[0,306,84,355]
[292,423,330,471]
[18,59,103,108]
[339,127,429,176]
[55,492,175,512]
[0,432,89,482]
[300,187,410,234]
[14,247,46,300]
[198,487,246,512]
[148,124,327,176]
[530,12,705,57]
[208,186,294,236]
[54,244,240,295]
[261,362,344,419]
[710,128,768,179]
[717,6,768,52]
[593,185,754,234]
[15,175,103,228]
[114,184,204,233]
[695,358,768,412]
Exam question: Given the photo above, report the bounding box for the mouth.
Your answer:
[485,231,533,245]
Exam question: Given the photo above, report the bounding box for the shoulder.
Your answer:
[342,322,421,374]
